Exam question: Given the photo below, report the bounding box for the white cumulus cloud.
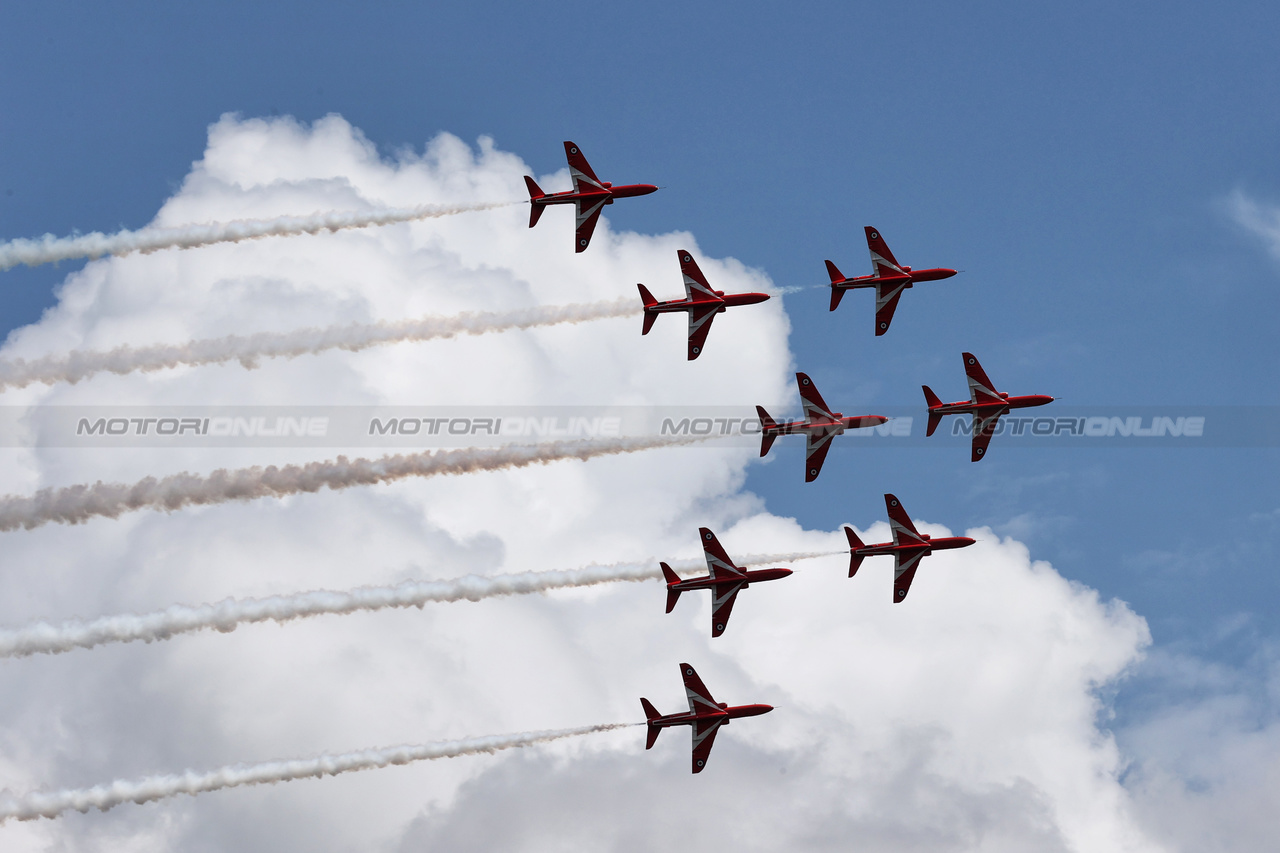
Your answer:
[0,113,1166,852]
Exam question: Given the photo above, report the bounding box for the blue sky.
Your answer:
[5,1,1276,642]
[1,1,1278,844]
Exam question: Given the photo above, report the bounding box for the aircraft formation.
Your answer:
[520,140,1054,771]
[0,138,1061,811]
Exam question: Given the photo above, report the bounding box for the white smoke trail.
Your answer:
[0,436,705,532]
[0,299,638,390]
[0,723,633,821]
[0,201,514,271]
[0,551,843,658]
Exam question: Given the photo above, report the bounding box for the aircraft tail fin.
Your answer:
[848,554,865,577]
[638,284,659,335]
[923,385,944,436]
[755,405,778,456]
[524,177,546,228]
[844,526,866,577]
[825,260,846,284]
[660,562,682,612]
[923,386,944,435]
[641,698,662,748]
[829,284,847,312]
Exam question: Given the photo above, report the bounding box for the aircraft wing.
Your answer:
[884,494,927,546]
[574,196,609,253]
[971,409,1004,461]
[687,304,718,360]
[796,373,837,423]
[963,352,1003,404]
[564,141,606,193]
[874,280,910,336]
[691,716,725,773]
[710,582,745,637]
[804,428,837,482]
[865,226,905,277]
[681,663,721,714]
[700,528,745,581]
[893,549,928,602]
[678,250,721,302]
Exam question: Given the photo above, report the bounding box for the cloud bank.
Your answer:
[0,114,1170,852]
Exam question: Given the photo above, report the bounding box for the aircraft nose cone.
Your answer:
[637,184,659,195]
[943,268,959,278]
[958,537,977,547]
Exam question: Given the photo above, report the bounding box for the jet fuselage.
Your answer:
[530,181,659,209]
[644,289,771,315]
[667,566,793,593]
[929,393,1055,417]
[648,702,775,731]
[833,265,958,291]
[853,533,977,560]
[766,413,888,436]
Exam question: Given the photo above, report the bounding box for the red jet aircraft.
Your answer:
[757,373,889,482]
[923,352,1055,461]
[660,528,792,637]
[638,250,771,360]
[641,662,774,773]
[826,226,958,335]
[524,141,659,253]
[845,494,976,602]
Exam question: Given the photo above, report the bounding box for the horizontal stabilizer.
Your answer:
[825,259,845,284]
[755,406,778,457]
[829,284,846,312]
[924,386,944,436]
[661,562,682,612]
[638,284,659,334]
[524,176,546,228]
[641,698,662,749]
[848,554,865,578]
[844,526,866,577]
